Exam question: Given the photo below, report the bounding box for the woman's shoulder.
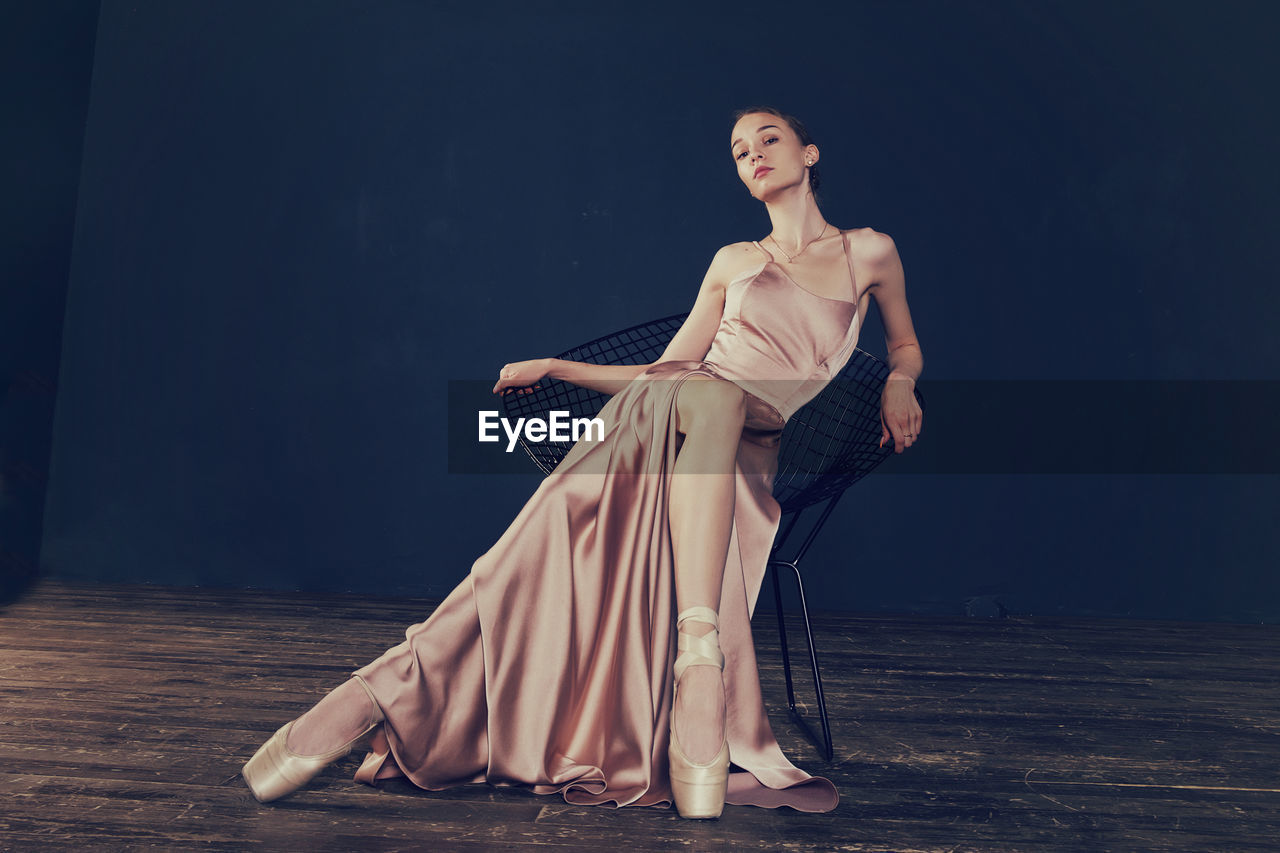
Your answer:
[712,239,767,260]
[844,226,897,260]
[706,240,770,279]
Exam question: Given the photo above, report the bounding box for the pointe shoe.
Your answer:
[241,677,385,803]
[668,605,730,819]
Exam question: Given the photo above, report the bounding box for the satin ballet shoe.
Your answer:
[668,605,730,819]
[241,676,385,803]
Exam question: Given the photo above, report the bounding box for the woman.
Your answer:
[241,106,924,818]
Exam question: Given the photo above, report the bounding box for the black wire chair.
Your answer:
[500,312,925,761]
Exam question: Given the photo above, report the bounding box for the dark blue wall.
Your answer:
[1,0,99,603]
[39,0,1280,620]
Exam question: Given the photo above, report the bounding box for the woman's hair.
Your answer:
[730,105,821,198]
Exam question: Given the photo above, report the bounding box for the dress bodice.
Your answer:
[699,229,862,425]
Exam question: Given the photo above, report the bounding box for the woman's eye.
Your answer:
[736,151,747,160]
[765,136,778,144]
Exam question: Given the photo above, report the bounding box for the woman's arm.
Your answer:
[489,357,649,398]
[651,244,735,364]
[491,246,735,398]
[864,231,924,453]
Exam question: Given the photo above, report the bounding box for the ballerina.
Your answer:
[241,105,924,818]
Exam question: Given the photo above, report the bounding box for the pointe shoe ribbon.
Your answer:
[242,677,385,803]
[669,605,730,819]
[673,605,725,681]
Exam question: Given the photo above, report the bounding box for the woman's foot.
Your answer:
[669,606,730,819]
[672,623,726,764]
[242,676,384,803]
[286,677,381,755]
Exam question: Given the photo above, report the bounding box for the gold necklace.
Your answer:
[769,223,829,263]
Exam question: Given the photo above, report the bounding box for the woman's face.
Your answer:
[730,112,816,200]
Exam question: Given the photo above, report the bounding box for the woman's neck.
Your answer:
[763,191,829,252]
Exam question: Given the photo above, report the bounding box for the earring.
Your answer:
[805,159,813,166]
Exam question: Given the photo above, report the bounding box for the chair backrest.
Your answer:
[500,313,923,514]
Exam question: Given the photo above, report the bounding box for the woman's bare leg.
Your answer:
[669,376,746,763]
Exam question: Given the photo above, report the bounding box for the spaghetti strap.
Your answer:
[839,229,860,307]
[751,239,775,263]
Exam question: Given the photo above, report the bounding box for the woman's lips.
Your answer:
[755,167,773,178]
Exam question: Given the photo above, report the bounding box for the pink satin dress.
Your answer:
[350,230,863,812]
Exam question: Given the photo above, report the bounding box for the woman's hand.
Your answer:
[491,358,551,396]
[878,371,922,453]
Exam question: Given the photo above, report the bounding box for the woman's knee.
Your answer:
[675,377,747,436]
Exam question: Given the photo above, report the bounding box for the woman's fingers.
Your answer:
[880,382,923,453]
[895,410,923,452]
[492,361,547,394]
[492,380,545,396]
[879,412,919,453]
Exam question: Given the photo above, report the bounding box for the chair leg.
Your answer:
[771,561,798,714]
[769,559,834,763]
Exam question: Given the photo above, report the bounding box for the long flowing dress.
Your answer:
[348,230,864,813]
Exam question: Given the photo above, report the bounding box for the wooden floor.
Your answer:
[1,581,1279,852]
